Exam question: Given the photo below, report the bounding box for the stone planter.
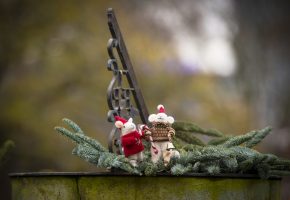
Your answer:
[10,172,281,200]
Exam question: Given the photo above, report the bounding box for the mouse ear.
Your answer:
[167,116,174,124]
[115,121,123,129]
[148,114,157,122]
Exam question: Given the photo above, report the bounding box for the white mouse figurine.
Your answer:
[145,105,180,166]
[114,116,144,167]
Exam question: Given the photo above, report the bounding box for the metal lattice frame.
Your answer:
[106,8,149,153]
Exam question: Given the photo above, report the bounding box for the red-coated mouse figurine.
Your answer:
[114,116,144,167]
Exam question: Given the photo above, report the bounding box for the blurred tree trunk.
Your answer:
[233,0,290,153]
[233,1,290,198]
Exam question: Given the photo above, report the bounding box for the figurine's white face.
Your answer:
[148,113,174,124]
[115,118,136,135]
[155,113,168,123]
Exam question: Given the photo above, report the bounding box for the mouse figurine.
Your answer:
[114,116,144,167]
[144,105,180,166]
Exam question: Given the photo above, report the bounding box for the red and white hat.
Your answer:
[157,104,165,113]
[114,116,127,124]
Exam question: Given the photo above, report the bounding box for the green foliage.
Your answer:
[63,118,84,134]
[175,131,205,146]
[204,162,220,175]
[221,131,256,148]
[244,127,272,148]
[55,119,107,152]
[208,136,232,145]
[173,122,224,137]
[55,119,139,174]
[171,164,192,175]
[55,119,290,178]
[0,140,15,166]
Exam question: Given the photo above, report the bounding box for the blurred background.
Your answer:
[1,0,290,199]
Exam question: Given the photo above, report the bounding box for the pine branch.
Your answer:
[0,140,15,165]
[72,144,100,165]
[190,152,227,163]
[177,151,198,166]
[221,156,238,172]
[181,144,203,152]
[261,154,278,165]
[270,170,290,176]
[143,162,159,176]
[175,131,205,146]
[202,162,220,175]
[171,164,192,175]
[244,127,272,148]
[55,118,290,178]
[222,131,256,148]
[63,118,84,134]
[55,126,107,152]
[230,146,259,162]
[192,162,200,172]
[173,122,224,137]
[256,163,271,179]
[252,154,266,167]
[270,165,290,171]
[55,118,141,174]
[207,136,232,145]
[55,127,84,144]
[172,137,185,150]
[274,159,290,166]
[238,158,254,172]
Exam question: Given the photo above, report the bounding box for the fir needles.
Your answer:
[55,119,290,178]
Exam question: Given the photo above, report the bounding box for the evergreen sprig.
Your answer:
[55,119,290,178]
[175,131,205,146]
[244,127,272,148]
[222,131,256,148]
[173,122,224,137]
[0,140,15,166]
[55,119,139,175]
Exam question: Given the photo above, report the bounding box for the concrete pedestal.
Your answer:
[10,172,281,200]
